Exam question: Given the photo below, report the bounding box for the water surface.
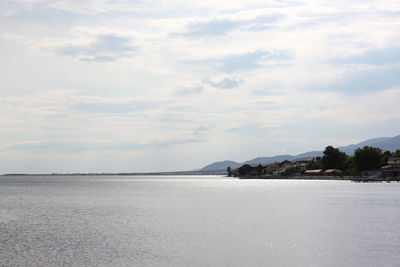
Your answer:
[1,175,399,266]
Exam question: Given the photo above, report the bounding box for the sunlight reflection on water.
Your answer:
[1,175,399,266]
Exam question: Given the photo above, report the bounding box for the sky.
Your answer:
[1,0,400,173]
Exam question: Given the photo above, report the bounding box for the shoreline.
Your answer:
[237,175,400,182]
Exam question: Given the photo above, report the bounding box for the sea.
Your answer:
[1,175,399,267]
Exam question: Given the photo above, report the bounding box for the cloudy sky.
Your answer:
[1,0,400,173]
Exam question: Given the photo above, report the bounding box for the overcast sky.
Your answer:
[1,0,400,173]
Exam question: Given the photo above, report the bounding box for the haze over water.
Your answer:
[1,175,399,266]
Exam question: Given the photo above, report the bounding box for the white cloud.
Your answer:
[302,87,400,125]
[202,76,242,89]
[40,27,139,62]
[49,0,144,15]
[1,0,400,172]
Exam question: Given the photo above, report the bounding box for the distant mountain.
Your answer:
[200,160,241,171]
[370,135,400,151]
[338,137,392,155]
[294,151,323,158]
[242,155,295,166]
[200,135,400,171]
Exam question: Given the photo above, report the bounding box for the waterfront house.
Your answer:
[388,157,400,167]
[295,157,314,171]
[361,164,400,178]
[382,159,400,178]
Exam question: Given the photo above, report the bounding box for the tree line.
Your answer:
[312,146,400,175]
[227,146,400,177]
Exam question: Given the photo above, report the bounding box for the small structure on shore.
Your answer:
[232,153,400,180]
[361,158,400,179]
[304,169,323,175]
[295,157,315,171]
[388,157,400,166]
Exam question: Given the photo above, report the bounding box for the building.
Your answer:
[383,158,400,178]
[295,157,315,171]
[388,157,400,167]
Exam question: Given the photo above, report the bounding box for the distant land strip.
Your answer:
[1,170,226,176]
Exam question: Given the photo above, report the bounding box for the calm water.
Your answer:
[1,175,399,267]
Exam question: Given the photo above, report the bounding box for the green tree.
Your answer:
[353,146,383,172]
[282,166,299,176]
[306,157,322,170]
[382,150,392,165]
[256,164,263,174]
[265,163,279,175]
[321,146,347,170]
[238,164,254,176]
[343,155,357,175]
[227,166,232,177]
[392,149,400,158]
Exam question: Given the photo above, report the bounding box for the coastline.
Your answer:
[238,175,348,180]
[237,175,400,182]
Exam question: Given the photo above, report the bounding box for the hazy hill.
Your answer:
[338,137,392,154]
[242,155,295,166]
[200,160,242,171]
[369,135,400,151]
[296,136,399,157]
[294,151,323,158]
[200,135,400,171]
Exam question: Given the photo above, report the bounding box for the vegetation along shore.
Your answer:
[228,146,400,182]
